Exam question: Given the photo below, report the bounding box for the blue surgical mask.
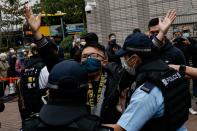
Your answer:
[176,36,182,39]
[81,58,101,73]
[183,33,190,38]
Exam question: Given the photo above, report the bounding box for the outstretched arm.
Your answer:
[169,65,197,79]
[24,6,42,40]
[24,6,60,72]
[153,10,176,48]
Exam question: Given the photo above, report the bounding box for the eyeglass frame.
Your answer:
[81,53,105,61]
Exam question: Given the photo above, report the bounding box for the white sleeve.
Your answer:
[39,66,49,89]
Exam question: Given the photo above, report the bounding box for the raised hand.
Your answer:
[24,6,41,33]
[155,9,176,44]
[159,9,176,35]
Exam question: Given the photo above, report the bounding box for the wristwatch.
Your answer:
[179,65,186,76]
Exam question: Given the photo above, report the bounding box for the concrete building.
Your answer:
[85,0,197,46]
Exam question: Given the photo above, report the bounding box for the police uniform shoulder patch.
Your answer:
[140,82,155,93]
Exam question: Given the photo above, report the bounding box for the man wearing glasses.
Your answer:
[24,6,124,124]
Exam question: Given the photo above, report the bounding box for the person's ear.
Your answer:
[101,59,108,67]
[127,54,141,68]
[135,55,142,67]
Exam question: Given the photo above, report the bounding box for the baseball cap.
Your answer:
[40,60,89,126]
[115,32,152,57]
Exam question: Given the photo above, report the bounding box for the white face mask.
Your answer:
[76,38,80,43]
[10,49,15,53]
[183,33,190,38]
[123,55,137,75]
[125,64,136,75]
[80,42,86,46]
[41,95,48,104]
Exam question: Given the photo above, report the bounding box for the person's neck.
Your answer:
[88,71,102,81]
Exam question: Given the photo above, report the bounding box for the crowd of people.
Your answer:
[0,6,197,131]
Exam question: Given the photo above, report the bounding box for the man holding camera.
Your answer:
[172,28,191,65]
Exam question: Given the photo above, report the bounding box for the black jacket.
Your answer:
[106,43,121,65]
[160,39,186,65]
[188,37,197,67]
[35,37,125,123]
[135,59,190,131]
[19,55,46,121]
[23,113,113,131]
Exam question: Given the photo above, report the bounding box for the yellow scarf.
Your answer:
[87,74,106,110]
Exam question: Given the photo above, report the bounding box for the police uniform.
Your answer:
[117,59,190,131]
[117,84,187,131]
[115,33,190,131]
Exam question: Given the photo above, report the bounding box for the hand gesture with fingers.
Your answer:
[24,6,41,33]
[159,9,176,35]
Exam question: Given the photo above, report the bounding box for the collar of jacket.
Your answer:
[161,39,173,51]
[135,58,169,86]
[137,58,169,73]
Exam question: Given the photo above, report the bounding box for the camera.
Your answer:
[85,4,93,13]
[85,1,96,14]
[173,37,186,44]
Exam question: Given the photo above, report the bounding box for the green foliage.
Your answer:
[60,35,73,53]
[8,0,16,5]
[79,28,87,36]
[41,0,86,24]
[32,1,41,14]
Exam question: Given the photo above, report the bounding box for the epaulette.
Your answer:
[140,82,155,93]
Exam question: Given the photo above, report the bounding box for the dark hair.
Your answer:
[46,37,58,51]
[148,18,159,30]
[83,43,106,55]
[84,32,99,44]
[108,33,116,39]
[133,28,141,34]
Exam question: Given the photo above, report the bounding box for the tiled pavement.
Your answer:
[0,100,21,131]
[0,99,197,131]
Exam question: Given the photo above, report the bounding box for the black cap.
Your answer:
[116,32,152,57]
[40,60,89,126]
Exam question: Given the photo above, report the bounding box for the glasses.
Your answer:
[81,53,105,61]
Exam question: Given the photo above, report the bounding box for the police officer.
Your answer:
[105,32,190,131]
[22,60,113,131]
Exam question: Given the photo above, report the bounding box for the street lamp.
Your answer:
[57,11,65,38]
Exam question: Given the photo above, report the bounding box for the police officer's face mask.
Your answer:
[41,95,48,104]
[124,55,138,76]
